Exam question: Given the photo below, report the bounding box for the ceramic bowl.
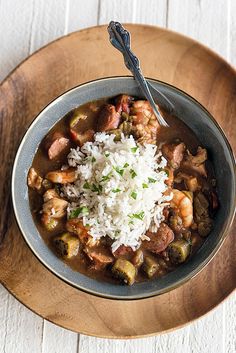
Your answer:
[12,77,236,299]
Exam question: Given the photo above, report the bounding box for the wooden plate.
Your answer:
[0,24,235,338]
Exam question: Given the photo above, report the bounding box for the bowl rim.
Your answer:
[11,75,236,300]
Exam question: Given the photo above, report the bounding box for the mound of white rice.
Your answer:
[62,133,172,252]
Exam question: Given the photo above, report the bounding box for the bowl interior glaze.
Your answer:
[12,77,236,299]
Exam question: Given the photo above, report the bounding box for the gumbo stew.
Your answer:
[28,94,218,285]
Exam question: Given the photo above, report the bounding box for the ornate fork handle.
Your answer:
[107,21,171,127]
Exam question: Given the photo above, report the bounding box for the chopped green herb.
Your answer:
[133,211,145,220]
[69,209,80,219]
[91,183,102,193]
[123,162,129,168]
[91,156,96,162]
[112,188,121,193]
[131,147,138,153]
[128,211,145,221]
[114,166,124,176]
[101,172,112,182]
[164,169,169,177]
[130,191,137,199]
[83,182,90,189]
[105,152,110,157]
[85,223,90,227]
[130,169,137,178]
[142,183,149,189]
[148,177,157,183]
[69,206,89,219]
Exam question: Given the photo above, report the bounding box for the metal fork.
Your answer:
[107,21,173,127]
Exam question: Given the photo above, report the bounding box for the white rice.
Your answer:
[62,133,172,252]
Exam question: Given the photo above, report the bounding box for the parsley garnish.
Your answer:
[131,147,138,153]
[129,211,145,221]
[105,152,110,157]
[101,172,112,182]
[114,166,124,176]
[91,183,102,193]
[123,162,129,168]
[112,188,121,193]
[130,169,137,178]
[142,183,148,189]
[130,191,137,199]
[69,206,89,219]
[83,182,90,189]
[148,177,157,183]
[91,156,96,162]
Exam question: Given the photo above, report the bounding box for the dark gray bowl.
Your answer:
[12,77,236,299]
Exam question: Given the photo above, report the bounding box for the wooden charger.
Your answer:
[0,25,235,338]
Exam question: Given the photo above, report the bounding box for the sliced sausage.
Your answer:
[113,245,134,258]
[162,142,185,169]
[115,94,133,114]
[143,223,174,253]
[84,247,114,270]
[70,129,94,146]
[97,104,121,132]
[46,132,69,160]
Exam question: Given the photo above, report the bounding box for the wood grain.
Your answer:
[1,1,236,352]
[0,25,235,340]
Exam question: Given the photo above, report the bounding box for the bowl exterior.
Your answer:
[12,77,236,299]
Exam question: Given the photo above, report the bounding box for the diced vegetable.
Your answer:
[69,111,87,128]
[119,121,132,135]
[108,129,122,141]
[53,232,80,258]
[168,239,191,264]
[142,256,159,278]
[112,259,136,285]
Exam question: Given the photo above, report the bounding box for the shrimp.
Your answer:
[66,219,99,247]
[130,100,160,144]
[170,189,193,228]
[45,168,77,184]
